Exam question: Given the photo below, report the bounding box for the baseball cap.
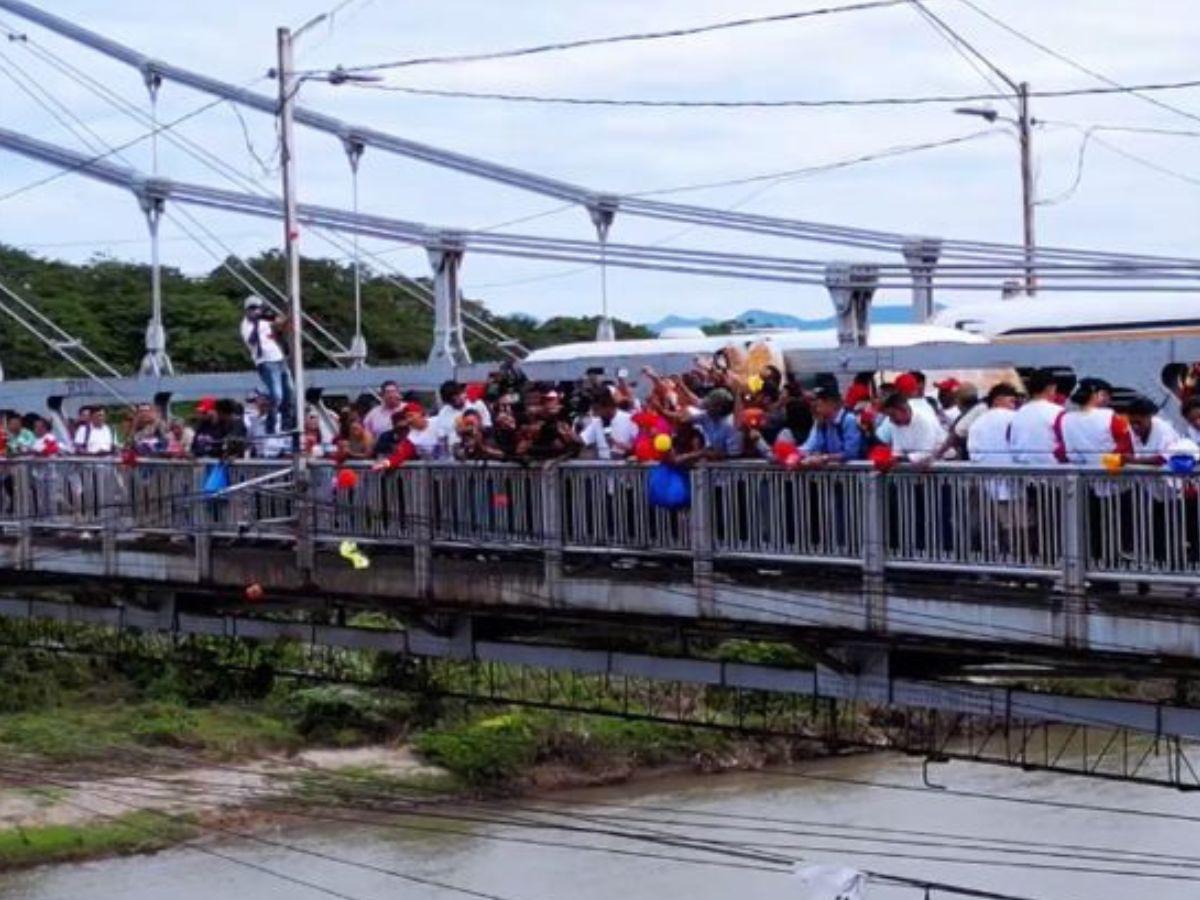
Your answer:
[401,402,424,417]
[196,396,217,414]
[894,373,920,397]
[935,377,961,392]
[244,295,265,311]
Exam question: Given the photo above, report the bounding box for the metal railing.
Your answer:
[1,458,1198,589]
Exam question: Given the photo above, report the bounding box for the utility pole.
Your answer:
[277,26,306,437]
[1017,82,1036,296]
[955,88,1038,297]
[276,24,313,582]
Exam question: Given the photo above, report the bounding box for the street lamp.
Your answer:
[955,85,1037,296]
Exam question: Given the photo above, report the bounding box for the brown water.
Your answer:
[2,753,1198,899]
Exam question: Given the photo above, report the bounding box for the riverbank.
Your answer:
[0,624,839,871]
[0,718,830,871]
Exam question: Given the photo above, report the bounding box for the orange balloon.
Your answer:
[1101,453,1124,473]
[653,433,672,454]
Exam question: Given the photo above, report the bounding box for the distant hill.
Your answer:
[647,306,914,334]
[647,314,718,332]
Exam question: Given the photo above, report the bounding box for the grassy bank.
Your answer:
[0,811,196,869]
[0,620,829,870]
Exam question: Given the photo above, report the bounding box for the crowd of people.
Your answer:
[4,357,1200,473]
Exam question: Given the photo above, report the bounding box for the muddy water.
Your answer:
[3,753,1198,899]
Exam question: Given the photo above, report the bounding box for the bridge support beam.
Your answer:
[902,236,942,323]
[689,466,715,606]
[426,236,470,367]
[587,196,619,343]
[137,192,173,377]
[825,263,879,348]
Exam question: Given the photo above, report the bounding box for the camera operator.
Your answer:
[240,296,293,435]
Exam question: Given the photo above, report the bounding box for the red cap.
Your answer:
[935,378,961,392]
[196,396,217,414]
[401,402,424,417]
[894,373,920,397]
[464,382,486,403]
[844,383,872,408]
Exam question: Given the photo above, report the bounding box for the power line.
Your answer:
[952,0,1200,127]
[904,0,1018,113]
[336,0,912,74]
[350,76,1200,109]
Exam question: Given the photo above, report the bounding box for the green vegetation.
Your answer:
[414,709,733,790]
[287,765,460,805]
[0,811,196,869]
[0,244,653,380]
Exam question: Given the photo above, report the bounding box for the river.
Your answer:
[2,752,1197,899]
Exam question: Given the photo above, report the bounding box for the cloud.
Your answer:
[0,0,1198,329]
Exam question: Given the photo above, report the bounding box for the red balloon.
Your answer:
[742,408,766,430]
[335,468,359,491]
[784,452,802,469]
[868,444,894,472]
[634,435,658,462]
[772,439,797,464]
[244,582,265,603]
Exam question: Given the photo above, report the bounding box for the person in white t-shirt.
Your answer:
[580,391,639,461]
[432,380,492,443]
[1128,396,1180,467]
[1009,369,1063,466]
[72,407,115,456]
[881,393,946,463]
[239,295,293,435]
[403,402,448,460]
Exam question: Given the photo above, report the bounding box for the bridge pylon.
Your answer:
[426,234,471,366]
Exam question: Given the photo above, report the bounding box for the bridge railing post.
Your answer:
[12,462,33,569]
[539,462,563,599]
[862,469,887,631]
[101,463,119,576]
[411,464,434,599]
[1062,472,1087,596]
[690,465,714,594]
[1061,471,1089,648]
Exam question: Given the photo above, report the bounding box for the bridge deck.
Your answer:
[2,459,1199,663]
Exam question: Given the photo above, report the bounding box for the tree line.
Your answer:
[0,244,651,379]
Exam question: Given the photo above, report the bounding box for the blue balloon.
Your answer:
[647,464,691,510]
[1168,454,1197,475]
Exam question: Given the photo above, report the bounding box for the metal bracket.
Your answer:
[902,236,942,323]
[426,234,470,366]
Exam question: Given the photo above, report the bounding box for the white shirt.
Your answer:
[407,423,446,460]
[1009,398,1061,466]
[580,409,639,460]
[967,408,1015,466]
[364,403,403,438]
[240,318,284,363]
[889,400,946,462]
[1059,407,1123,465]
[73,423,115,455]
[1133,416,1180,457]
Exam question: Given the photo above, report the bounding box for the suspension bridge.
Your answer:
[3,1,1200,790]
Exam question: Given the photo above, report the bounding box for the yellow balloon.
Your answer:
[747,375,764,394]
[1101,453,1124,473]
[653,433,673,454]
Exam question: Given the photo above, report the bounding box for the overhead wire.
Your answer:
[336,0,913,73]
[349,76,1200,110]
[0,26,526,361]
[952,0,1200,128]
[5,5,1198,273]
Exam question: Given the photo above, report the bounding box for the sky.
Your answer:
[1,0,1198,328]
